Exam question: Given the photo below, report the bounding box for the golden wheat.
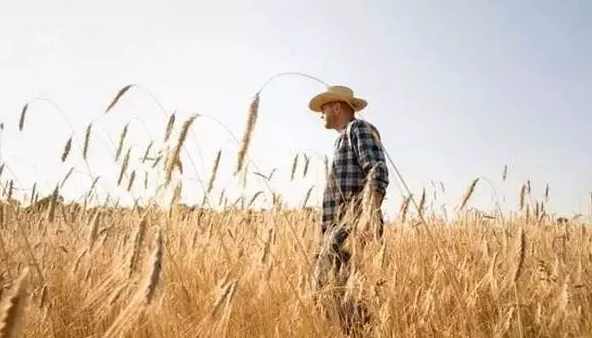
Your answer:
[2,83,590,337]
[459,177,479,211]
[165,115,197,186]
[0,268,29,338]
[235,93,259,176]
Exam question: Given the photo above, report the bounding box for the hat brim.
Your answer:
[308,92,367,113]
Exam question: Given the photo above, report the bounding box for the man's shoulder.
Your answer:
[348,118,380,136]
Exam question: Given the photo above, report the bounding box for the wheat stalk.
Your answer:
[400,195,412,223]
[512,227,526,283]
[117,147,131,186]
[248,191,264,207]
[0,268,29,338]
[60,167,75,189]
[544,184,550,202]
[418,188,426,216]
[519,184,526,211]
[46,185,59,222]
[206,150,221,195]
[302,154,310,178]
[459,178,480,211]
[61,136,72,162]
[141,141,154,163]
[127,170,136,192]
[164,113,176,142]
[88,210,101,250]
[18,104,27,132]
[129,215,148,277]
[115,123,129,162]
[105,84,135,113]
[144,228,163,304]
[302,186,314,208]
[290,153,299,181]
[234,93,259,176]
[83,123,92,161]
[165,115,197,186]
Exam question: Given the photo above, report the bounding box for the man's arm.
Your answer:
[351,121,389,210]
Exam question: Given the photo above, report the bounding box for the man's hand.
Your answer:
[359,190,384,247]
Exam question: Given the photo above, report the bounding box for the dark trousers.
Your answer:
[317,213,384,283]
[312,212,384,336]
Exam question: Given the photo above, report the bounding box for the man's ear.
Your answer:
[333,102,343,114]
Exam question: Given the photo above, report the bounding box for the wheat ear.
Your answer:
[115,123,129,162]
[512,227,526,283]
[83,123,92,161]
[165,115,197,185]
[164,113,175,142]
[459,178,480,211]
[105,84,135,113]
[61,136,72,162]
[234,93,259,176]
[144,228,163,304]
[18,104,27,132]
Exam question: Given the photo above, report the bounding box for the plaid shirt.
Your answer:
[321,118,389,232]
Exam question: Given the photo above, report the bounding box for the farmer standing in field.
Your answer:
[308,85,389,332]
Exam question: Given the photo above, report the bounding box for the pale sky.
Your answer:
[1,0,591,220]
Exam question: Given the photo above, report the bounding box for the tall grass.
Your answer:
[0,80,590,337]
[0,192,590,337]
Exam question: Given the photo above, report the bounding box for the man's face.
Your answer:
[320,102,340,129]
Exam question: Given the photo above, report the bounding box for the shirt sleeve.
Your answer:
[351,120,389,194]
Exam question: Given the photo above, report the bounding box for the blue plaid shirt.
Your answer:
[321,118,389,232]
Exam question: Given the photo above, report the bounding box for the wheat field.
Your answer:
[0,81,591,337]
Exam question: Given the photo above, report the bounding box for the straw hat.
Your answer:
[308,85,368,113]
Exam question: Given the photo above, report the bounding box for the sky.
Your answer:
[0,0,591,220]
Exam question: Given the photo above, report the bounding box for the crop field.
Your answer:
[0,82,590,338]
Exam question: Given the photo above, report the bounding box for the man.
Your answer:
[308,85,389,333]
